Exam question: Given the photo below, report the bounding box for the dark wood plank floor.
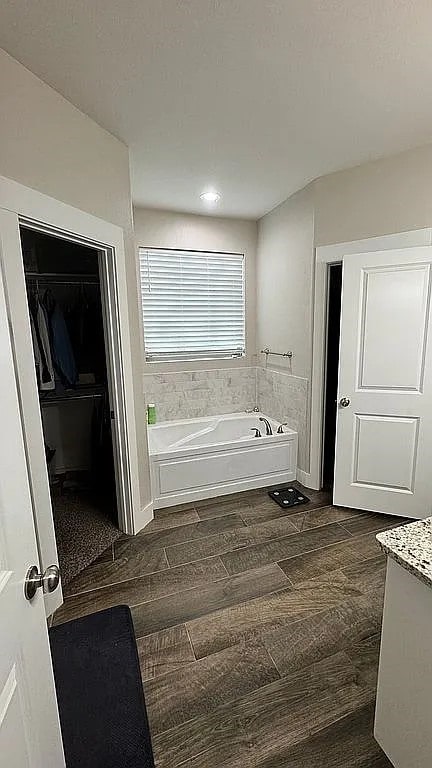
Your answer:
[54,484,408,767]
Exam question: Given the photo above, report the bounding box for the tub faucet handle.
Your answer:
[250,428,262,438]
[277,423,288,434]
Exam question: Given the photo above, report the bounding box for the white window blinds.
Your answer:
[139,248,245,362]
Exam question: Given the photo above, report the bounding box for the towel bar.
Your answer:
[260,347,293,359]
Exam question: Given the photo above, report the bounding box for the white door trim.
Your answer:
[0,175,141,598]
[308,228,432,491]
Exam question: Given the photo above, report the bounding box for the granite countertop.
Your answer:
[376,517,432,588]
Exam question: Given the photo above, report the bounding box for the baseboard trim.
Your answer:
[134,500,154,534]
[296,468,320,491]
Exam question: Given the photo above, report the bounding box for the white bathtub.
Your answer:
[148,412,298,509]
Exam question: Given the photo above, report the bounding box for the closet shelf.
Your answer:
[39,386,105,408]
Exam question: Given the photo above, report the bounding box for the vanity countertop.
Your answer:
[377,517,432,589]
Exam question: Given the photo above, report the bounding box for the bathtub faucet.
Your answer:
[259,417,273,436]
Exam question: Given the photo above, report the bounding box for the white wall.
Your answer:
[0,48,151,508]
[134,207,258,373]
[255,186,314,472]
[256,185,315,380]
[0,49,132,232]
[314,143,432,246]
[42,402,94,474]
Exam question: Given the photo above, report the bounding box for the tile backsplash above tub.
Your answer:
[143,367,257,422]
[257,367,309,472]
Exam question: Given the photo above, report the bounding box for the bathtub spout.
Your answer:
[259,417,273,436]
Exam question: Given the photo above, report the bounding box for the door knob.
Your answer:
[24,564,60,601]
[339,397,351,408]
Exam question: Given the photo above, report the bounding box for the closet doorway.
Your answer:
[21,226,121,586]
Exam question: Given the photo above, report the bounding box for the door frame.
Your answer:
[0,176,142,608]
[307,228,432,491]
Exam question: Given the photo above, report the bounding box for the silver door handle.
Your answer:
[24,564,60,601]
[339,397,351,408]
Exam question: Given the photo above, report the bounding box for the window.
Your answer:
[139,248,245,362]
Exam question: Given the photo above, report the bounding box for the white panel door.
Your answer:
[334,246,432,518]
[0,225,65,764]
[0,209,62,615]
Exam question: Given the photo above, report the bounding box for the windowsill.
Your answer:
[145,355,245,364]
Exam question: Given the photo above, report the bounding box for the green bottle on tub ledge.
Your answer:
[147,403,157,425]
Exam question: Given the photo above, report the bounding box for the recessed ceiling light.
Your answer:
[200,190,221,203]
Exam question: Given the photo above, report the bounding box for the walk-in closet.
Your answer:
[21,227,121,585]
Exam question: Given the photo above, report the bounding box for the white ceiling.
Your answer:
[1,0,432,219]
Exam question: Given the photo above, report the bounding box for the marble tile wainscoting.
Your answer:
[143,368,257,422]
[257,367,309,472]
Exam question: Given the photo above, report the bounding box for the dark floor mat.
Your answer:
[49,606,155,768]
[268,486,310,509]
[51,486,121,585]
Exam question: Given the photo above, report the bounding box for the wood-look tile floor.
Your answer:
[54,484,409,768]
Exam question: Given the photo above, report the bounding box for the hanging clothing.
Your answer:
[28,294,55,390]
[36,301,55,390]
[30,312,43,386]
[66,285,106,383]
[43,290,78,388]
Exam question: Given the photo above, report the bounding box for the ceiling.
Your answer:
[1,0,432,219]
